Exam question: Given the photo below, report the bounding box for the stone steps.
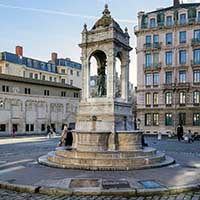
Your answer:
[55,147,157,159]
[40,150,173,170]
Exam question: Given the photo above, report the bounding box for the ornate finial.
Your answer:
[125,27,128,33]
[82,23,87,32]
[124,27,130,38]
[102,4,110,16]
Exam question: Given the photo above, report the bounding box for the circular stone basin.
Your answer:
[117,131,143,151]
[76,131,110,152]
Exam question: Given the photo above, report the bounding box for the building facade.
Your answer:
[0,46,82,88]
[135,0,200,134]
[0,74,80,135]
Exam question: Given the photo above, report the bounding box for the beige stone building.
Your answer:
[0,74,80,135]
[0,46,82,88]
[135,0,200,134]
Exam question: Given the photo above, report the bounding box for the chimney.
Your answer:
[174,0,180,7]
[51,52,58,62]
[16,46,23,57]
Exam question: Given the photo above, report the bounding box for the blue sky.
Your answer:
[0,0,197,85]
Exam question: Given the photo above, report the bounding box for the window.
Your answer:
[193,70,200,83]
[179,91,186,105]
[179,113,186,125]
[29,73,33,78]
[74,92,79,98]
[145,113,151,126]
[165,71,172,84]
[44,90,50,96]
[180,13,186,25]
[0,124,6,132]
[70,70,73,75]
[26,124,29,132]
[146,35,151,44]
[70,80,73,85]
[153,73,159,85]
[179,50,186,64]
[165,51,172,65]
[24,88,31,94]
[194,29,200,41]
[2,85,9,92]
[26,124,34,132]
[165,113,172,126]
[166,33,172,45]
[42,75,45,80]
[153,53,159,66]
[34,74,38,79]
[198,11,200,22]
[77,71,80,77]
[145,74,151,86]
[41,124,46,131]
[179,71,186,83]
[153,93,159,106]
[150,18,156,28]
[145,93,151,106]
[165,92,172,105]
[153,35,159,44]
[30,124,34,131]
[61,79,65,84]
[193,91,200,104]
[153,113,159,126]
[61,91,66,97]
[193,113,200,126]
[49,77,52,81]
[61,69,65,74]
[54,78,57,82]
[179,31,186,43]
[145,54,152,68]
[166,16,173,26]
[194,49,200,65]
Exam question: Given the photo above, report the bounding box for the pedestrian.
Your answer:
[66,127,73,146]
[177,124,184,141]
[12,127,16,138]
[180,124,184,140]
[184,130,193,143]
[58,124,68,146]
[46,125,52,139]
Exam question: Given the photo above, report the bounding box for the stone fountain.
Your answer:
[39,5,174,170]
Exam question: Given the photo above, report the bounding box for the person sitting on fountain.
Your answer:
[58,124,68,146]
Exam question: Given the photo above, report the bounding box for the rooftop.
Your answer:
[0,73,81,90]
[147,3,200,15]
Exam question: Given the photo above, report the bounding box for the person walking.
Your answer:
[12,127,16,138]
[177,124,184,141]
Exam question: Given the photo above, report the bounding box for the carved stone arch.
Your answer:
[88,49,108,97]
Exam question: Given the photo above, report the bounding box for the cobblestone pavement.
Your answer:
[0,136,200,199]
[0,188,200,200]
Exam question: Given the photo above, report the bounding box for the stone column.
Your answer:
[107,54,115,99]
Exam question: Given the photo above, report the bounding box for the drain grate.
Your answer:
[139,180,163,189]
[102,180,130,190]
[69,179,100,188]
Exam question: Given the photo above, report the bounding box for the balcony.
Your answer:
[177,82,190,91]
[163,83,175,91]
[143,42,162,51]
[143,63,162,71]
[191,38,200,47]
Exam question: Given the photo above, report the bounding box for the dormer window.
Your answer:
[149,18,156,28]
[166,16,173,26]
[180,13,186,25]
